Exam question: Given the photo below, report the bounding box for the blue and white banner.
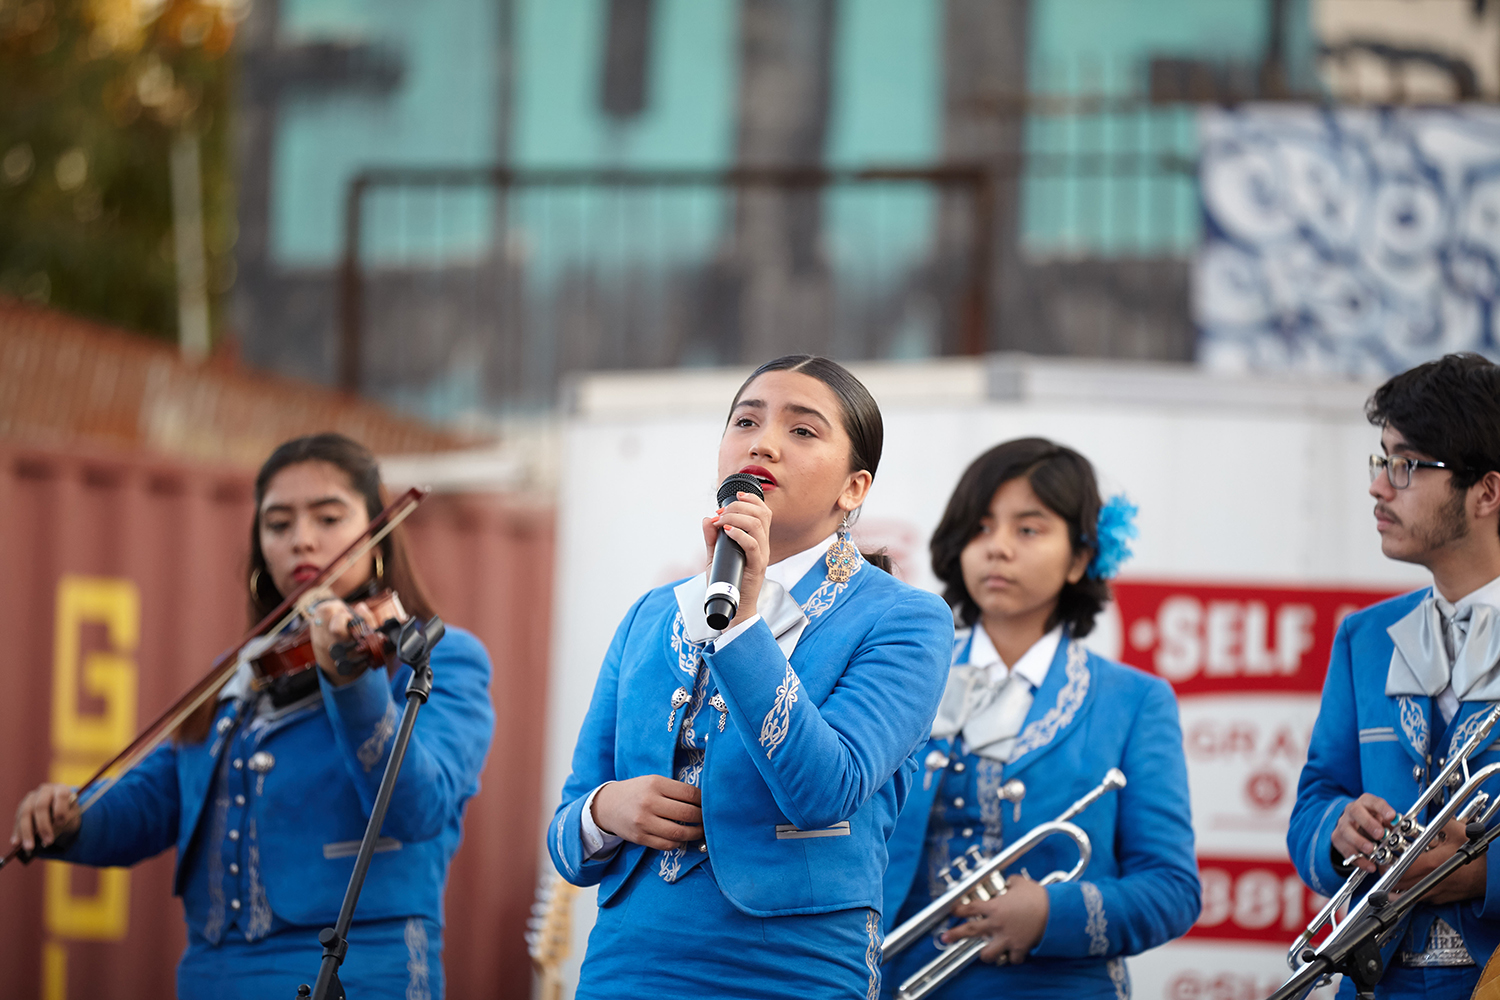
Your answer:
[1196,105,1500,375]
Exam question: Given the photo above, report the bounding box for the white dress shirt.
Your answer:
[929,624,1060,762]
[579,535,838,859]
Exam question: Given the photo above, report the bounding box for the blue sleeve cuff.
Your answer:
[321,666,399,775]
[1034,880,1113,958]
[1307,796,1352,896]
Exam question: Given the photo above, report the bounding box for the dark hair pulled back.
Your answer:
[248,433,435,625]
[729,355,891,572]
[929,437,1109,637]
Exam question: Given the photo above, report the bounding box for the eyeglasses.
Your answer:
[1369,454,1453,489]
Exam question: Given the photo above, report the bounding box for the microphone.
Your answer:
[705,473,766,630]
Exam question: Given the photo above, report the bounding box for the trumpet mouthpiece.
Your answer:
[1104,768,1126,789]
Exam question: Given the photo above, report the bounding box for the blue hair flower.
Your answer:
[1086,494,1138,581]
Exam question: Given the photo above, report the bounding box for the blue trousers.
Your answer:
[578,859,880,999]
[177,916,443,1000]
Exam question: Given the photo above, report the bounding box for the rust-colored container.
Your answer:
[0,441,551,1000]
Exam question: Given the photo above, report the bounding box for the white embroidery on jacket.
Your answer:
[1082,881,1108,956]
[1107,956,1130,999]
[1448,710,1489,759]
[865,909,882,1000]
[405,917,432,1000]
[660,663,711,882]
[758,663,801,759]
[1008,642,1089,763]
[1398,696,1429,758]
[246,818,272,940]
[556,812,574,877]
[357,703,398,773]
[976,758,1007,855]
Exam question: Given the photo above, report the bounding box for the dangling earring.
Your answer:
[249,567,263,599]
[826,511,858,583]
[374,551,385,583]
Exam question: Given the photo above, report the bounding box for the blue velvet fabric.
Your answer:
[1290,590,1500,997]
[550,554,952,995]
[54,627,494,995]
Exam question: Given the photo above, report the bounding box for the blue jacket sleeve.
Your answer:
[703,590,952,831]
[319,627,495,844]
[1034,677,1201,958]
[1288,619,1360,897]
[548,595,648,887]
[54,742,181,868]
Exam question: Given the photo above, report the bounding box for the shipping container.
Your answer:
[0,440,551,1000]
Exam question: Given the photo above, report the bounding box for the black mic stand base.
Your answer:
[300,617,445,1000]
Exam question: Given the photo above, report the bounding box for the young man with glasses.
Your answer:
[1289,352,1500,998]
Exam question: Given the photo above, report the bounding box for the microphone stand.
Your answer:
[296,616,446,1000]
[1269,821,1500,1000]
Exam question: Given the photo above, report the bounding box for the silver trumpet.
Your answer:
[884,767,1127,1000]
[1277,703,1500,999]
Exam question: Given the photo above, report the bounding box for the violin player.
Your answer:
[9,433,495,1000]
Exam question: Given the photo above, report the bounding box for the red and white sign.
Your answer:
[1107,580,1404,998]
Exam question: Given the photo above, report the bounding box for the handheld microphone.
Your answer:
[705,473,766,630]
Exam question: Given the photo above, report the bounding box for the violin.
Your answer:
[1,486,430,873]
[255,588,412,690]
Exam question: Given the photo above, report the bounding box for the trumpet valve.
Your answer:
[966,844,985,862]
[951,856,971,876]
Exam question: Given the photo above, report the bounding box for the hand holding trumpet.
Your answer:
[1332,792,1485,904]
[941,874,1049,966]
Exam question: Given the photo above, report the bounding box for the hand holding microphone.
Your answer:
[702,473,771,630]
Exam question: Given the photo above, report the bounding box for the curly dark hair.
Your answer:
[1366,353,1500,497]
[930,438,1109,637]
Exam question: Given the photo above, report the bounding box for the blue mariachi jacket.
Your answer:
[548,556,953,917]
[1290,589,1500,978]
[55,626,494,938]
[882,628,1201,998]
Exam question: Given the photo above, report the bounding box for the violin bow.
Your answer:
[1,486,430,872]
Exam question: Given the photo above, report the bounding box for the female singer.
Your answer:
[10,433,495,1000]
[881,438,1199,999]
[548,355,954,999]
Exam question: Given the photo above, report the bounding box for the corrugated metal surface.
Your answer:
[0,297,473,466]
[0,441,550,1000]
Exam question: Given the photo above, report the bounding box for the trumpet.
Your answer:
[1275,704,1500,1000]
[884,767,1127,1000]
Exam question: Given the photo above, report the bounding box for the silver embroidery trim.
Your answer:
[556,812,575,877]
[1082,881,1108,957]
[865,909,882,1000]
[1448,711,1489,760]
[202,757,232,942]
[246,818,272,940]
[924,794,954,900]
[357,702,399,773]
[1401,917,1476,967]
[1398,696,1429,758]
[758,662,801,759]
[1008,642,1090,763]
[671,611,703,676]
[1107,956,1130,999]
[660,660,711,882]
[801,552,864,621]
[976,758,1006,856]
[405,917,432,1000]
